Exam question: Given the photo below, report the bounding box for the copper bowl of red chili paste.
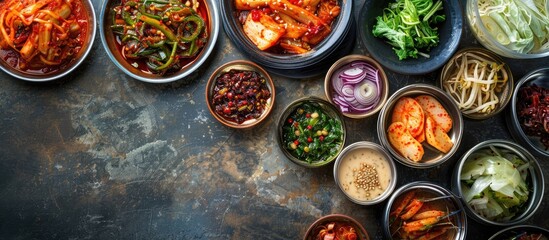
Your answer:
[0,0,96,82]
[99,0,219,83]
[304,214,370,240]
[205,60,275,129]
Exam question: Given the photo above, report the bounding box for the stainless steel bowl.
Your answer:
[440,47,514,120]
[99,0,219,83]
[452,139,545,226]
[0,0,96,82]
[333,141,397,205]
[507,68,549,157]
[324,55,389,119]
[383,181,467,240]
[377,84,464,168]
[488,225,549,240]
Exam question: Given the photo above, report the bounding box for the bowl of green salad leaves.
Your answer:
[452,139,545,226]
[277,97,346,168]
[358,0,463,75]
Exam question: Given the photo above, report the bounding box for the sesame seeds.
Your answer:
[353,163,381,196]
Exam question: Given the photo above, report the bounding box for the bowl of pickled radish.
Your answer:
[377,84,463,168]
[440,47,514,120]
[324,55,389,119]
[466,0,549,59]
[220,0,355,78]
[452,139,545,226]
[383,181,467,240]
[99,0,219,83]
[0,0,96,82]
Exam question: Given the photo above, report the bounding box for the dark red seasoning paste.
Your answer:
[517,85,549,149]
[211,69,271,124]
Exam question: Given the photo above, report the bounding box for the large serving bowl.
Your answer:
[220,0,355,78]
[488,225,549,240]
[205,60,275,129]
[324,55,389,119]
[452,139,545,226]
[333,141,397,205]
[304,214,370,240]
[507,68,549,157]
[0,0,96,82]
[383,182,467,240]
[377,84,463,168]
[440,47,514,120]
[99,0,219,83]
[277,97,346,168]
[466,0,549,59]
[358,0,462,75]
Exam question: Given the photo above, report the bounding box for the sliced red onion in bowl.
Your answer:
[330,60,382,114]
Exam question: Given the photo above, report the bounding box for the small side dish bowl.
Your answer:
[358,0,463,75]
[440,47,513,120]
[377,84,463,168]
[466,0,549,59]
[488,225,549,240]
[324,55,389,119]
[205,60,275,129]
[333,141,397,205]
[304,214,370,240]
[0,0,96,82]
[452,139,545,226]
[220,0,355,78]
[99,0,219,83]
[383,181,467,240]
[277,97,346,168]
[507,68,549,157]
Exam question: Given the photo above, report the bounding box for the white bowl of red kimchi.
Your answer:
[0,0,96,82]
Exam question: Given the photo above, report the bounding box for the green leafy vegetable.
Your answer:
[460,146,531,221]
[282,103,344,164]
[372,0,446,60]
[476,0,549,54]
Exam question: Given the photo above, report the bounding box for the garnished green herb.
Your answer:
[282,102,344,164]
[372,0,446,60]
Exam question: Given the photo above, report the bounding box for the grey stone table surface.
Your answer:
[1,0,548,239]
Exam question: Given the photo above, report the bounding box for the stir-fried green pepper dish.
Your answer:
[282,103,344,164]
[111,0,208,75]
[372,0,446,60]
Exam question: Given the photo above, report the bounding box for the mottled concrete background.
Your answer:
[1,0,548,239]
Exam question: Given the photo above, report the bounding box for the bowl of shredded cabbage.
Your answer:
[440,47,514,120]
[466,0,549,59]
[452,139,545,226]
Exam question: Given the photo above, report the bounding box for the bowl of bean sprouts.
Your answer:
[99,0,219,83]
[466,0,549,59]
[0,0,96,82]
[439,47,514,120]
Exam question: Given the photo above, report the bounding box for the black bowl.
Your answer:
[358,0,463,75]
[220,0,355,78]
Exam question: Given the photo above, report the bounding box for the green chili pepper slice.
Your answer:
[138,15,177,41]
[179,15,204,42]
